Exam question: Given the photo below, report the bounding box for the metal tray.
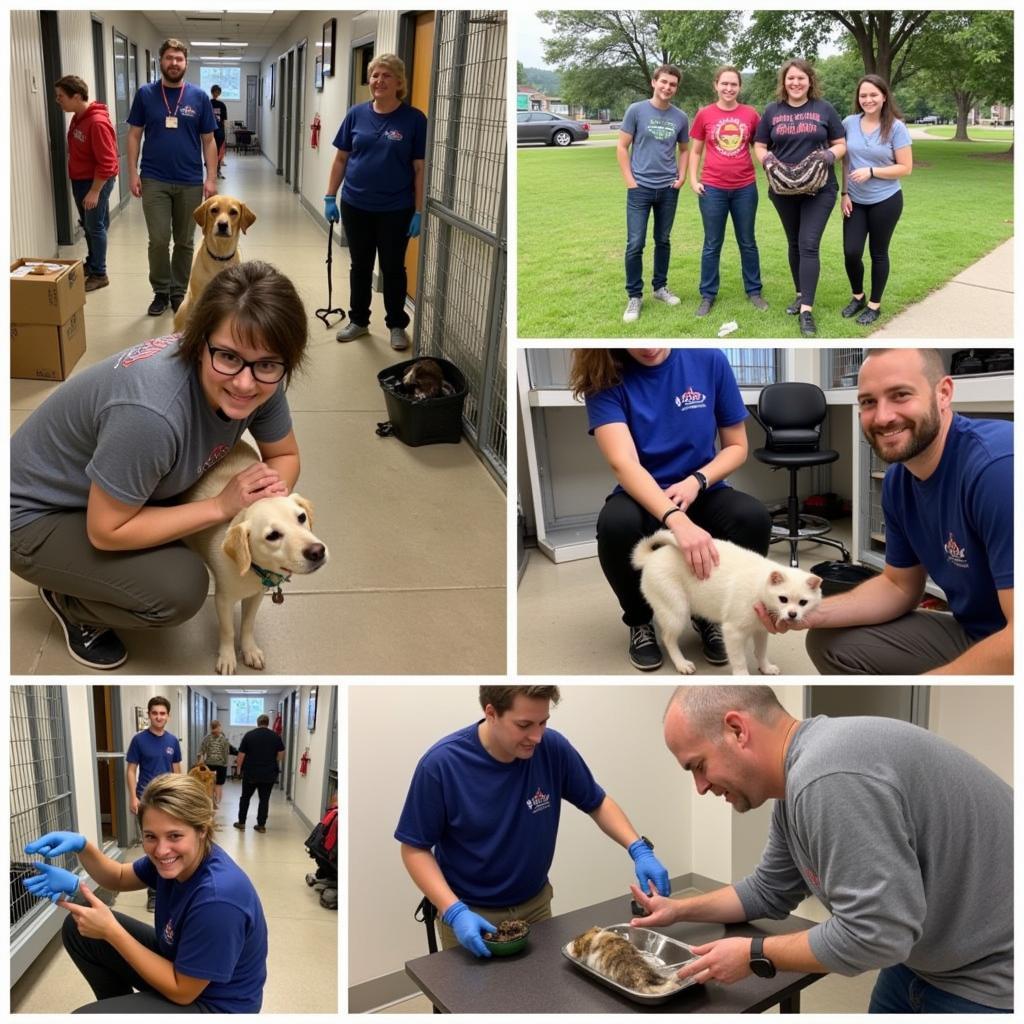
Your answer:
[561,924,699,1005]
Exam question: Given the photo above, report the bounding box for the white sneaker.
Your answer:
[623,297,642,323]
[652,287,681,306]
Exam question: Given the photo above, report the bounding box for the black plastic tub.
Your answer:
[811,560,879,596]
[377,357,467,446]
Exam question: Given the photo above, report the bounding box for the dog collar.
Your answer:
[205,245,238,262]
[251,563,292,604]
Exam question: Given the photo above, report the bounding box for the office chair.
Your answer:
[752,382,851,568]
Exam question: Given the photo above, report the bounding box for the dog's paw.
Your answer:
[216,649,238,675]
[672,658,697,675]
[242,646,265,671]
[759,662,781,676]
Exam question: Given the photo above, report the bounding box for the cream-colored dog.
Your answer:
[173,194,256,331]
[183,442,328,674]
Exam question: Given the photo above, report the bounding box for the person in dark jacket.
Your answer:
[234,714,285,833]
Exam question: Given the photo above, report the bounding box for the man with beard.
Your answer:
[632,687,1013,1013]
[127,39,218,317]
[756,348,1012,674]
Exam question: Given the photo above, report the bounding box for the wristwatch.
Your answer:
[691,470,708,493]
[749,936,777,978]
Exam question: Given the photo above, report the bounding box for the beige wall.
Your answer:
[928,685,1012,784]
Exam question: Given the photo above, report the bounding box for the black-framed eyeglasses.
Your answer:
[206,341,287,384]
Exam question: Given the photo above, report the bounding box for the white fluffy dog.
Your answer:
[632,530,822,675]
[184,442,329,674]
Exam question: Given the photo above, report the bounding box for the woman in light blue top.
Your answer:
[840,75,913,325]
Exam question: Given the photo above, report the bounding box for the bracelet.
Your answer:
[691,470,708,493]
[869,167,875,179]
[841,191,848,196]
[661,507,682,527]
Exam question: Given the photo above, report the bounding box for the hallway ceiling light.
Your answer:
[192,40,249,47]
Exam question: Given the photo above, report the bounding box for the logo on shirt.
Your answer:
[117,335,177,368]
[163,917,175,944]
[383,129,405,142]
[200,444,231,476]
[771,110,824,137]
[944,532,968,569]
[646,117,679,142]
[178,105,199,119]
[713,118,745,155]
[73,128,87,143]
[525,787,551,814]
[803,866,821,889]
[674,386,707,411]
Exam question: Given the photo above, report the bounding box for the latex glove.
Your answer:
[25,831,87,859]
[23,862,80,903]
[408,211,422,237]
[628,838,670,897]
[442,900,498,958]
[324,195,340,223]
[816,148,837,165]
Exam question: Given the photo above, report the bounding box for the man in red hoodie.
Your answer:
[54,75,119,292]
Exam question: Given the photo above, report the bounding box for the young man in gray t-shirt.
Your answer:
[617,65,689,324]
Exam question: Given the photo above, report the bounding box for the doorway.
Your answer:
[112,28,132,209]
[292,41,306,193]
[92,686,128,847]
[405,12,435,303]
[39,11,73,243]
[805,686,929,727]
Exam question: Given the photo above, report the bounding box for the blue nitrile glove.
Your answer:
[628,838,670,897]
[408,211,422,238]
[442,900,498,958]
[324,195,340,223]
[23,862,80,903]
[24,830,87,859]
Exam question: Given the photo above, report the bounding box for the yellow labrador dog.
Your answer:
[173,195,256,331]
[183,442,329,674]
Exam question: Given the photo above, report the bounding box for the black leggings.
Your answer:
[843,190,904,303]
[769,186,837,307]
[596,486,771,627]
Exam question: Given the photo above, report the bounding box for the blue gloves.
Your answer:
[628,838,670,897]
[25,831,87,858]
[23,862,80,903]
[324,195,339,223]
[442,900,498,958]
[408,211,422,238]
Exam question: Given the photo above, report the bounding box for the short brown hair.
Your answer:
[54,75,88,101]
[257,714,270,727]
[178,261,309,384]
[148,696,171,714]
[776,58,822,103]
[139,773,217,859]
[864,348,947,387]
[714,65,742,88]
[479,686,561,716]
[651,64,682,85]
[569,349,630,400]
[160,38,188,60]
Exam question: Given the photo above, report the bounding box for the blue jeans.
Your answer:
[868,965,1011,1014]
[624,185,679,297]
[698,182,762,299]
[71,177,116,277]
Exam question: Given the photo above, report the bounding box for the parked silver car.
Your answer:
[517,111,590,147]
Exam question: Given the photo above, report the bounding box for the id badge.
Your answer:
[165,116,178,129]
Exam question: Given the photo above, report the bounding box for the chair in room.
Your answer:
[751,382,851,568]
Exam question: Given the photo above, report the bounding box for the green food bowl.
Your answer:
[483,921,530,956]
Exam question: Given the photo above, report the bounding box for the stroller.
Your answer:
[304,804,338,910]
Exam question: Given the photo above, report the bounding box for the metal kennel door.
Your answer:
[413,10,507,486]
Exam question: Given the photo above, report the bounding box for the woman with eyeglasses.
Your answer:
[10,260,308,671]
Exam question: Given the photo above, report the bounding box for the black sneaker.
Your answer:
[170,294,184,313]
[856,306,881,326]
[39,588,127,669]
[799,310,817,337]
[785,294,802,315]
[841,296,867,318]
[147,294,170,316]
[628,624,663,671]
[692,616,728,665]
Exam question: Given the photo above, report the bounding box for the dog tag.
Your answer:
[165,116,179,129]
[272,589,284,605]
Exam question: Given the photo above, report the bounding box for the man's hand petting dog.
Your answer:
[754,601,824,634]
[216,462,289,520]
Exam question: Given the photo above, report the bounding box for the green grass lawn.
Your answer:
[517,139,1013,338]
[923,125,1015,140]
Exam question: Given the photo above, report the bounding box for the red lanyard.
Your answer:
[160,82,183,118]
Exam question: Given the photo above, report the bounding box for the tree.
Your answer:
[517,60,525,86]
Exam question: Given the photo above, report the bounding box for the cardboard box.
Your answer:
[10,258,86,325]
[11,309,87,380]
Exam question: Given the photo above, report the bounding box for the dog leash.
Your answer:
[315,216,345,329]
[250,563,292,604]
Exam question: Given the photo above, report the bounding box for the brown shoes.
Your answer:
[84,274,109,292]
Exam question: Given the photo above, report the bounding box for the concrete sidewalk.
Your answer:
[871,237,1013,338]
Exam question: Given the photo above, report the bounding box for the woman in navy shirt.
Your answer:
[24,774,268,1013]
[570,348,770,671]
[324,54,427,352]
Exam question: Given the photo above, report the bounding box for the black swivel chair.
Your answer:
[752,382,851,568]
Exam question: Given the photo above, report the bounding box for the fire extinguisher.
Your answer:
[310,113,321,149]
[299,748,310,776]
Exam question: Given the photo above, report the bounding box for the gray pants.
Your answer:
[11,511,208,631]
[140,178,204,298]
[438,881,554,951]
[805,611,972,675]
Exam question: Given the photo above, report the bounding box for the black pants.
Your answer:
[768,185,837,307]
[596,487,771,627]
[238,780,275,826]
[843,190,904,303]
[340,200,413,329]
[62,909,211,1013]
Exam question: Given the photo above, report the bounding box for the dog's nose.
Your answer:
[304,543,326,563]
[787,609,798,619]
[216,223,229,234]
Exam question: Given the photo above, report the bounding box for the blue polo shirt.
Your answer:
[134,845,267,1013]
[127,81,217,184]
[395,724,606,907]
[585,348,749,495]
[882,414,1013,640]
[126,729,182,797]
[333,101,427,212]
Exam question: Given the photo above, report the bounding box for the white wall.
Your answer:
[290,685,336,825]
[928,685,1012,784]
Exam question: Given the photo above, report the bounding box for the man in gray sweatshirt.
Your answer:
[631,686,1012,1013]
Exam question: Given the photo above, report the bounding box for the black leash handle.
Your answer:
[315,217,345,329]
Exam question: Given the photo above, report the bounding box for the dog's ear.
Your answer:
[239,203,257,233]
[292,493,314,527]
[192,197,213,230]
[807,575,823,590]
[222,522,253,575]
[769,570,785,586]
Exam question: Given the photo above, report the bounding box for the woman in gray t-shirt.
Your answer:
[10,261,309,670]
[198,720,235,807]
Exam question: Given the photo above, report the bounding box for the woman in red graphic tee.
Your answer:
[688,66,765,317]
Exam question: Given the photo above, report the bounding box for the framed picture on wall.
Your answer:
[322,17,336,77]
[314,55,324,92]
[307,687,318,731]
[269,63,275,108]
